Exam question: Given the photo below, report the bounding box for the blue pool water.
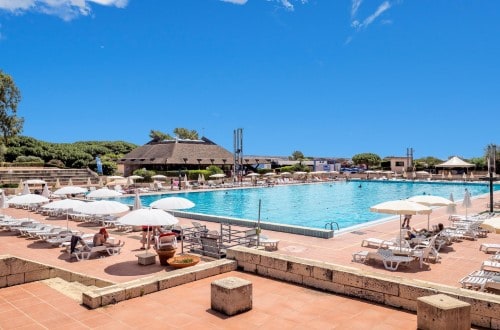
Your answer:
[111,180,499,230]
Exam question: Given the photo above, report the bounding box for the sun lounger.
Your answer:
[481,260,500,272]
[480,243,500,254]
[72,242,125,261]
[376,248,414,271]
[361,237,396,249]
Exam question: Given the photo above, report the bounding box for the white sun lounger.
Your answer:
[480,243,500,254]
[361,238,395,249]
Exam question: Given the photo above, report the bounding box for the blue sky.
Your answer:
[0,0,498,160]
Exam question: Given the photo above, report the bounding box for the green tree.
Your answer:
[149,130,173,142]
[352,153,381,169]
[414,156,443,168]
[174,128,199,140]
[291,151,304,160]
[0,70,24,145]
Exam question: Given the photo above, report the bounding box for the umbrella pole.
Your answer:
[257,199,261,247]
[399,215,402,252]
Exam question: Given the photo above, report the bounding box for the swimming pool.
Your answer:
[111,180,498,230]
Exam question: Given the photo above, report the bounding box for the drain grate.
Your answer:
[350,231,366,235]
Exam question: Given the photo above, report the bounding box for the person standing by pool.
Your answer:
[402,214,412,228]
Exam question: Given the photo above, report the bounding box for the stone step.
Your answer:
[41,277,99,303]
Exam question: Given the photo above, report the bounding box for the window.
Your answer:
[395,161,405,166]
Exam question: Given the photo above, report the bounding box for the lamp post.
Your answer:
[480,144,497,214]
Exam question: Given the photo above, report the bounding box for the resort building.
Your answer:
[117,137,262,176]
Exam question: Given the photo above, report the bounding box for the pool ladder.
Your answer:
[325,221,339,237]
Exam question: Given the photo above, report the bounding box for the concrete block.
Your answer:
[255,265,269,276]
[7,273,24,286]
[50,268,72,282]
[334,271,364,288]
[238,261,257,273]
[344,286,385,304]
[363,275,399,296]
[158,272,196,290]
[287,261,312,277]
[303,276,345,294]
[385,294,417,312]
[9,259,45,274]
[82,290,102,309]
[312,265,334,281]
[211,277,252,316]
[0,276,6,288]
[99,286,126,307]
[399,283,439,300]
[25,268,50,282]
[417,294,471,330]
[267,267,303,284]
[0,258,10,276]
[491,317,500,330]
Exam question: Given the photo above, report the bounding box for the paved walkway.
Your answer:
[0,188,498,329]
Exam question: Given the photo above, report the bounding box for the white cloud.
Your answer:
[351,0,391,30]
[0,0,128,20]
[220,0,248,4]
[220,0,307,11]
[351,0,362,18]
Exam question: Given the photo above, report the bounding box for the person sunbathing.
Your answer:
[93,228,123,248]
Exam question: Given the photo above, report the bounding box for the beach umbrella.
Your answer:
[370,200,432,251]
[480,216,500,234]
[118,208,179,253]
[98,177,104,187]
[407,195,455,230]
[150,197,195,210]
[280,172,292,177]
[469,172,475,180]
[87,177,92,186]
[41,184,50,198]
[209,173,226,179]
[246,173,260,177]
[441,172,445,179]
[462,189,472,219]
[54,178,61,189]
[41,199,87,229]
[25,179,46,185]
[133,190,142,210]
[462,172,467,181]
[184,174,189,186]
[67,178,73,186]
[74,200,129,215]
[53,186,88,196]
[8,193,49,206]
[22,182,30,195]
[128,175,144,180]
[0,190,7,210]
[86,187,123,198]
[152,174,167,180]
[446,193,457,216]
[448,172,452,179]
[108,175,124,181]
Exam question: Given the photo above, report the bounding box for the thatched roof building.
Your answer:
[118,137,236,176]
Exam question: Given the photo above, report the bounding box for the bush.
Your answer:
[46,159,65,168]
[133,169,155,182]
[14,155,44,163]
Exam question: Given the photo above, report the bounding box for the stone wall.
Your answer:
[0,254,114,288]
[226,246,500,329]
[82,259,237,308]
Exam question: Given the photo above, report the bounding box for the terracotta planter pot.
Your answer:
[167,254,200,268]
[157,247,176,266]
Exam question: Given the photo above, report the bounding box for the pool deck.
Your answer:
[0,188,498,329]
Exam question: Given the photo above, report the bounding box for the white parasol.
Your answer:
[462,189,472,219]
[446,193,457,215]
[370,200,432,250]
[407,195,455,230]
[8,193,49,206]
[53,186,88,196]
[86,187,123,198]
[74,200,129,215]
[133,190,143,210]
[118,208,179,253]
[150,197,195,210]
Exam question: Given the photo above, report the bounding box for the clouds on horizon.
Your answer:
[351,1,392,30]
[0,0,128,21]
[221,0,308,11]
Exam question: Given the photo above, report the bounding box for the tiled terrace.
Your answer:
[0,188,498,329]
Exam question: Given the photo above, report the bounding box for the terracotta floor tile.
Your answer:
[0,190,498,328]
